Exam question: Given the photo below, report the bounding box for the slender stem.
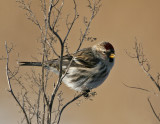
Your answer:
[57,93,85,124]
[148,98,160,122]
[77,0,98,51]
[48,1,65,123]
[63,0,78,43]
[134,42,160,91]
[5,41,30,124]
[123,83,151,93]
[48,0,63,45]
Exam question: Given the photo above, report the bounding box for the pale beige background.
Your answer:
[1,0,160,124]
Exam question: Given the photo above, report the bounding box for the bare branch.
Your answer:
[48,3,64,111]
[156,73,160,86]
[126,41,160,91]
[46,40,60,58]
[52,91,64,123]
[36,89,41,124]
[57,92,86,124]
[49,57,74,122]
[16,0,42,30]
[77,0,101,51]
[48,0,63,45]
[148,98,160,122]
[5,41,30,124]
[11,0,101,123]
[123,83,151,93]
[64,42,70,55]
[63,0,79,44]
[52,1,63,30]
[122,82,159,99]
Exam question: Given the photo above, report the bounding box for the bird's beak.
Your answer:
[109,53,115,59]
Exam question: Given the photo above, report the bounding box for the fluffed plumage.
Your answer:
[20,41,115,92]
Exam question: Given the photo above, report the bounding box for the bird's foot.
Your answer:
[82,90,97,99]
[82,90,90,98]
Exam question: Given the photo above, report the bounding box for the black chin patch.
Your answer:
[109,58,114,62]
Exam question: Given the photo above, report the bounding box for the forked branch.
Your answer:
[125,40,160,122]
[77,0,101,51]
[126,40,160,91]
[48,0,63,45]
[16,0,41,30]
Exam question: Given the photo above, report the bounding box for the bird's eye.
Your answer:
[102,51,106,54]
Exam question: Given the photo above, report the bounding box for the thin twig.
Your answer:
[16,0,42,30]
[126,41,160,91]
[137,42,159,90]
[5,41,30,124]
[148,98,160,122]
[48,0,63,45]
[123,83,151,93]
[46,40,60,58]
[63,0,78,44]
[57,92,86,124]
[77,0,101,51]
[48,1,65,123]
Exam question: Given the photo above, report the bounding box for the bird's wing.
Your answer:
[44,55,72,73]
[44,48,100,73]
[73,48,100,68]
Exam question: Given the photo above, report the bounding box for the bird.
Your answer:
[19,41,115,92]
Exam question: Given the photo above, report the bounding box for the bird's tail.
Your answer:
[19,62,42,66]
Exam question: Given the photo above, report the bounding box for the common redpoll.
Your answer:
[20,41,115,92]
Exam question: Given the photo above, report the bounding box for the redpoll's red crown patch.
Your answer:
[104,42,114,51]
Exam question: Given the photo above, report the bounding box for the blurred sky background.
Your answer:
[1,0,160,124]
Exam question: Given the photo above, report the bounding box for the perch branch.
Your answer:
[57,92,86,124]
